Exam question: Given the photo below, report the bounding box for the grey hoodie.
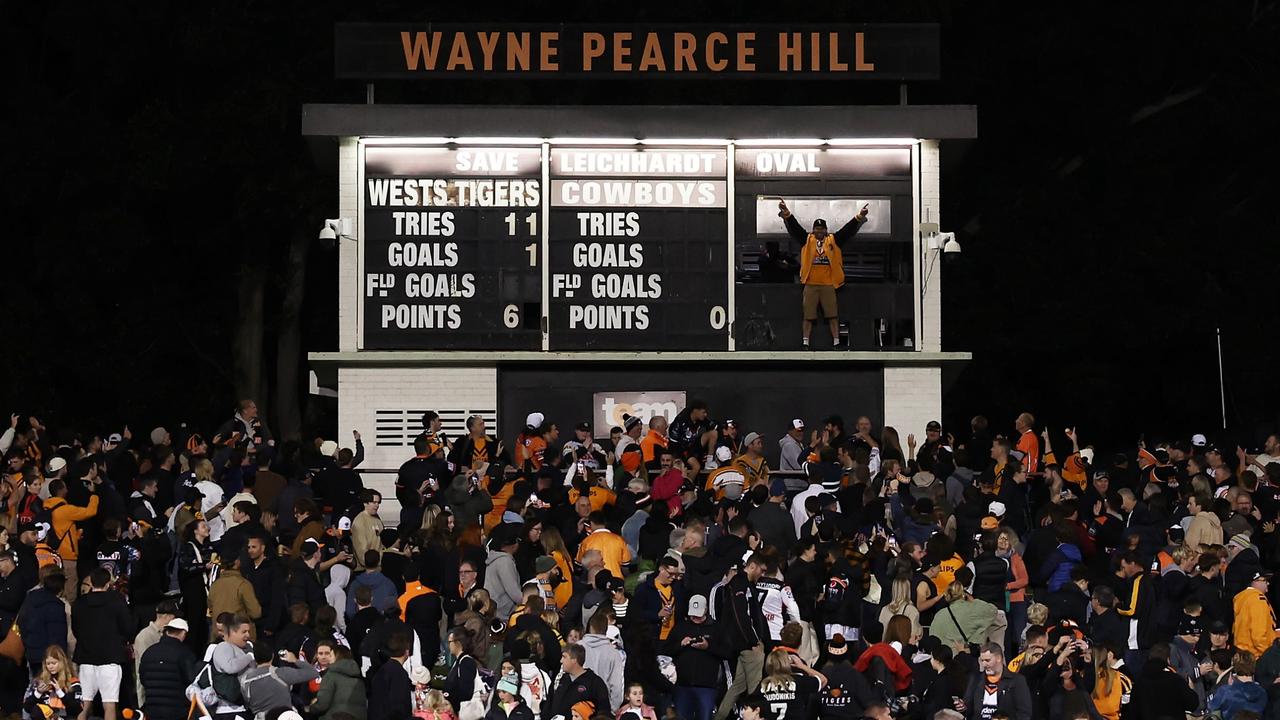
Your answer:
[580,632,624,711]
[485,548,523,619]
[241,661,319,716]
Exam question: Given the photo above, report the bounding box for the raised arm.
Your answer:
[778,200,809,243]
[832,204,870,246]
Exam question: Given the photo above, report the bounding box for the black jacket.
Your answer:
[242,555,288,635]
[961,670,1032,720]
[970,552,1011,607]
[749,502,797,558]
[1044,585,1090,627]
[139,635,201,720]
[722,572,763,654]
[1130,659,1199,720]
[666,619,724,688]
[17,587,67,664]
[368,658,413,720]
[0,571,26,630]
[286,557,325,609]
[404,587,445,668]
[347,606,384,657]
[1087,608,1129,652]
[549,668,612,720]
[70,588,133,665]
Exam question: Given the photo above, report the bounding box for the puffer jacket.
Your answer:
[312,658,367,720]
[970,552,1011,608]
[1039,542,1082,592]
[139,635,201,720]
[16,587,67,664]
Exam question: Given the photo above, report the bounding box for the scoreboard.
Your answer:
[359,141,911,351]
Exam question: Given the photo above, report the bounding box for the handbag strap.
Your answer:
[944,603,972,645]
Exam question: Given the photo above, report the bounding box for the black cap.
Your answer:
[812,218,827,229]
[926,420,942,431]
[818,493,838,506]
[1178,616,1202,636]
[575,422,590,432]
[1207,619,1229,634]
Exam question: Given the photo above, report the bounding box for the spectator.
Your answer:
[138,618,200,720]
[70,567,132,720]
[549,643,611,720]
[22,646,83,720]
[957,643,1031,720]
[207,555,263,641]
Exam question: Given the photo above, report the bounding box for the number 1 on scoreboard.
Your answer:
[505,212,538,236]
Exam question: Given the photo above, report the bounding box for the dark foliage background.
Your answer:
[2,1,1277,453]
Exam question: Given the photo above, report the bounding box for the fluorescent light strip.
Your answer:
[546,137,642,145]
[452,137,544,145]
[360,137,455,145]
[827,138,919,146]
[637,138,732,146]
[734,138,827,146]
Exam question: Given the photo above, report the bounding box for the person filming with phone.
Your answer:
[778,198,869,349]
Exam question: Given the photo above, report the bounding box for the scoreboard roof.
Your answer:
[301,104,978,140]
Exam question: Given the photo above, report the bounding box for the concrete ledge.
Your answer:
[309,350,971,364]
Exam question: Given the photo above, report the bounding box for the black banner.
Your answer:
[336,23,939,80]
[361,146,542,350]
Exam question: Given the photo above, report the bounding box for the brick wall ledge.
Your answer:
[310,350,971,364]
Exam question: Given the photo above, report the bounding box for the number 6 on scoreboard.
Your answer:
[709,305,726,330]
[503,304,520,329]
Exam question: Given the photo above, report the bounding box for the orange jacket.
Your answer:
[1233,587,1279,659]
[43,495,99,561]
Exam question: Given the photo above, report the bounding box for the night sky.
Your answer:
[3,2,1277,455]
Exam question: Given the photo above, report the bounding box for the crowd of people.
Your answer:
[3,400,1280,720]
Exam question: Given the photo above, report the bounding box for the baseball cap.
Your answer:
[688,594,708,617]
[812,218,828,229]
[150,426,169,445]
[300,538,323,556]
[818,492,838,507]
[107,432,123,445]
[742,431,762,446]
[791,419,805,430]
[16,521,37,536]
[337,516,353,532]
[769,478,788,497]
[722,419,738,429]
[46,457,67,474]
[989,501,1007,517]
[911,471,937,488]
[535,556,557,574]
[1254,570,1273,583]
[1079,448,1096,465]
[926,420,942,431]
[165,617,191,632]
[1208,619,1229,634]
[715,446,733,463]
[525,412,545,429]
[575,421,590,432]
[319,440,338,457]
[1191,433,1208,447]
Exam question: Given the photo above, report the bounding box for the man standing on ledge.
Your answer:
[779,199,868,348]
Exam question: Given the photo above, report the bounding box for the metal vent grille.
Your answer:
[373,409,498,447]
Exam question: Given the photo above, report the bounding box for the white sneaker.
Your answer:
[704,454,718,470]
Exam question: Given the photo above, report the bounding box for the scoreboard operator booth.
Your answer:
[306,24,976,521]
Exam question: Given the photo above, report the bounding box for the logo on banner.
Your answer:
[594,391,685,436]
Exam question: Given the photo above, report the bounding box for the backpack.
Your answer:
[17,492,43,526]
[240,666,289,713]
[457,656,496,720]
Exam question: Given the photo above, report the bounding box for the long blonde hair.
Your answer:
[887,575,912,615]
[38,646,75,689]
[1092,646,1116,698]
[193,459,214,483]
[760,648,796,691]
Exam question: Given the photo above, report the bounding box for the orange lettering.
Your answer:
[674,33,697,71]
[476,32,499,71]
[446,33,473,71]
[706,32,728,71]
[613,32,633,71]
[582,32,606,71]
[778,32,802,71]
[400,31,443,71]
[736,32,756,71]
[855,32,875,71]
[507,32,531,71]
[828,32,848,71]
[541,31,559,70]
[810,32,821,72]
[639,33,666,72]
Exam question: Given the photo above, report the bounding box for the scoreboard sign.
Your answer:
[362,146,542,349]
[359,142,911,351]
[548,148,728,350]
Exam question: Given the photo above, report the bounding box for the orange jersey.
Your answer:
[641,430,668,464]
[568,486,617,513]
[519,434,548,471]
[1017,430,1040,474]
[576,528,632,578]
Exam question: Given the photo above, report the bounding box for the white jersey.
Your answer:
[755,575,802,641]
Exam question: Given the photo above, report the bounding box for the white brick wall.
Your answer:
[338,366,497,523]
[883,365,941,442]
[339,137,360,352]
[919,140,942,353]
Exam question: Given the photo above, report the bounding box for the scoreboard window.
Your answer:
[361,145,543,350]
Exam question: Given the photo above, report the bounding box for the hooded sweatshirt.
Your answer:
[346,569,399,618]
[485,548,523,619]
[1185,510,1224,550]
[326,564,351,632]
[579,633,625,712]
[519,660,553,719]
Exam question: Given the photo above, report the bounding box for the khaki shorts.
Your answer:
[802,284,838,320]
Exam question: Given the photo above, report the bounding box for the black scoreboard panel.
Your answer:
[362,146,542,349]
[547,148,730,351]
